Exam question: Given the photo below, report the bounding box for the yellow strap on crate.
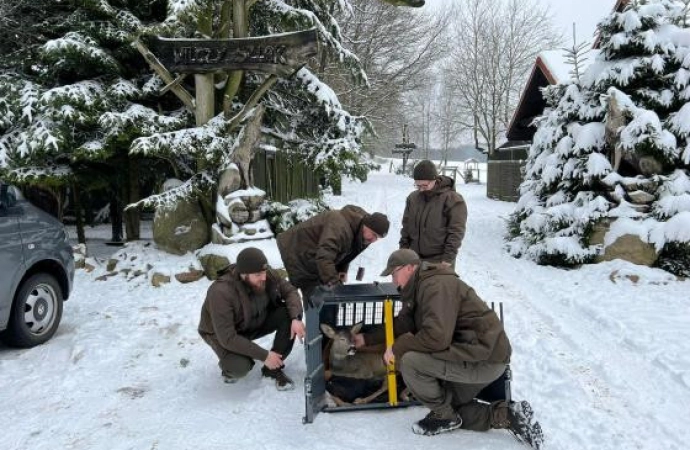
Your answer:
[384,298,398,406]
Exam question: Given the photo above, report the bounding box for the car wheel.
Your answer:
[4,273,63,348]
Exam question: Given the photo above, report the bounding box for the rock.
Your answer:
[639,156,663,176]
[228,201,249,224]
[243,193,265,209]
[589,219,612,247]
[153,197,210,255]
[198,254,231,280]
[175,269,205,284]
[84,263,95,273]
[246,208,262,223]
[595,234,658,266]
[106,258,118,272]
[162,178,184,192]
[211,226,229,245]
[151,273,171,287]
[218,166,242,197]
[627,190,655,204]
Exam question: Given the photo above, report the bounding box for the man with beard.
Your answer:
[400,160,467,269]
[198,247,305,390]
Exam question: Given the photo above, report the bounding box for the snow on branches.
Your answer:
[508,0,690,273]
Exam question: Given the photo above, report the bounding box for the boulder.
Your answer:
[162,178,184,192]
[151,273,171,287]
[175,268,205,284]
[153,197,210,255]
[218,166,242,197]
[595,234,658,266]
[198,254,231,280]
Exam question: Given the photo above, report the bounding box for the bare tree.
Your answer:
[444,0,562,155]
[403,72,438,159]
[321,0,452,155]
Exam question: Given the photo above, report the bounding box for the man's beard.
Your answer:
[250,281,266,293]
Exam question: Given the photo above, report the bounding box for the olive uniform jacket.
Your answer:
[364,264,511,364]
[276,205,370,288]
[198,265,302,361]
[400,175,467,263]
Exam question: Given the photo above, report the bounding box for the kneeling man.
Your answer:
[199,247,305,390]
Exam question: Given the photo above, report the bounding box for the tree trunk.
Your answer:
[110,190,123,243]
[71,179,86,245]
[125,158,141,241]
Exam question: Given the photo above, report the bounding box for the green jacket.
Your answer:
[276,205,370,288]
[400,175,467,263]
[365,264,511,364]
[198,266,302,361]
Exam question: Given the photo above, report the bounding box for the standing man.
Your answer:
[353,249,543,448]
[276,205,389,319]
[400,160,467,269]
[198,247,305,390]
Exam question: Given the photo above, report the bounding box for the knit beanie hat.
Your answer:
[362,212,390,237]
[413,160,438,181]
[236,247,268,274]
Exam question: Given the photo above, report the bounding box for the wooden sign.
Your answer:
[143,29,318,76]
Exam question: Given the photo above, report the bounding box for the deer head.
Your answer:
[320,323,363,362]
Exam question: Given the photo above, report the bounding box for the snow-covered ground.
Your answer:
[2,167,688,450]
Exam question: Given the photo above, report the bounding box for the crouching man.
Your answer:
[353,249,543,448]
[198,247,305,391]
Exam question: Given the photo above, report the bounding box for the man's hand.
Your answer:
[291,319,306,343]
[264,351,283,370]
[383,346,395,366]
[353,333,365,349]
[439,261,451,269]
[338,272,348,283]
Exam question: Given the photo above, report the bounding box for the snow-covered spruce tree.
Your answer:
[507,0,690,276]
[0,0,188,240]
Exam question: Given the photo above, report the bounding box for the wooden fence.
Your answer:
[487,160,525,202]
[252,149,322,203]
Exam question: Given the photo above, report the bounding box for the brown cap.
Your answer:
[236,247,268,274]
[380,249,421,276]
[362,212,390,237]
[413,160,438,181]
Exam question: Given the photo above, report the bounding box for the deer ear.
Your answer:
[320,323,336,339]
[351,322,363,334]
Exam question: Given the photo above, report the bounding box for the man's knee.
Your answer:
[220,354,255,378]
[399,351,427,376]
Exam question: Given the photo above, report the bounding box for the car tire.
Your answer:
[4,273,63,348]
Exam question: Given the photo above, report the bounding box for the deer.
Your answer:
[320,322,391,405]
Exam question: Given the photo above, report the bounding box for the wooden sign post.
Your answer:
[142,29,318,76]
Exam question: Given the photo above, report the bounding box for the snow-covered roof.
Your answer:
[537,50,571,84]
[505,49,601,142]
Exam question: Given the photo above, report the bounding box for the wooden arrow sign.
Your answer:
[143,29,318,76]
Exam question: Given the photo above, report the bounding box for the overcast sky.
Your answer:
[424,0,616,46]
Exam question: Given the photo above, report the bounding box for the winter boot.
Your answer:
[261,366,295,391]
[411,411,463,436]
[221,372,238,384]
[507,400,544,449]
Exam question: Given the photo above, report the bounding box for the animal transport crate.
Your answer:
[302,282,512,424]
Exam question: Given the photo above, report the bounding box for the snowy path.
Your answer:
[1,169,688,450]
[457,182,690,450]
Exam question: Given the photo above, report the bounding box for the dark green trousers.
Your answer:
[399,351,507,430]
[204,306,295,378]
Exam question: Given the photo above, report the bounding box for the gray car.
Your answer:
[0,182,74,347]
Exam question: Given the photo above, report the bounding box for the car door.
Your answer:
[0,190,25,330]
